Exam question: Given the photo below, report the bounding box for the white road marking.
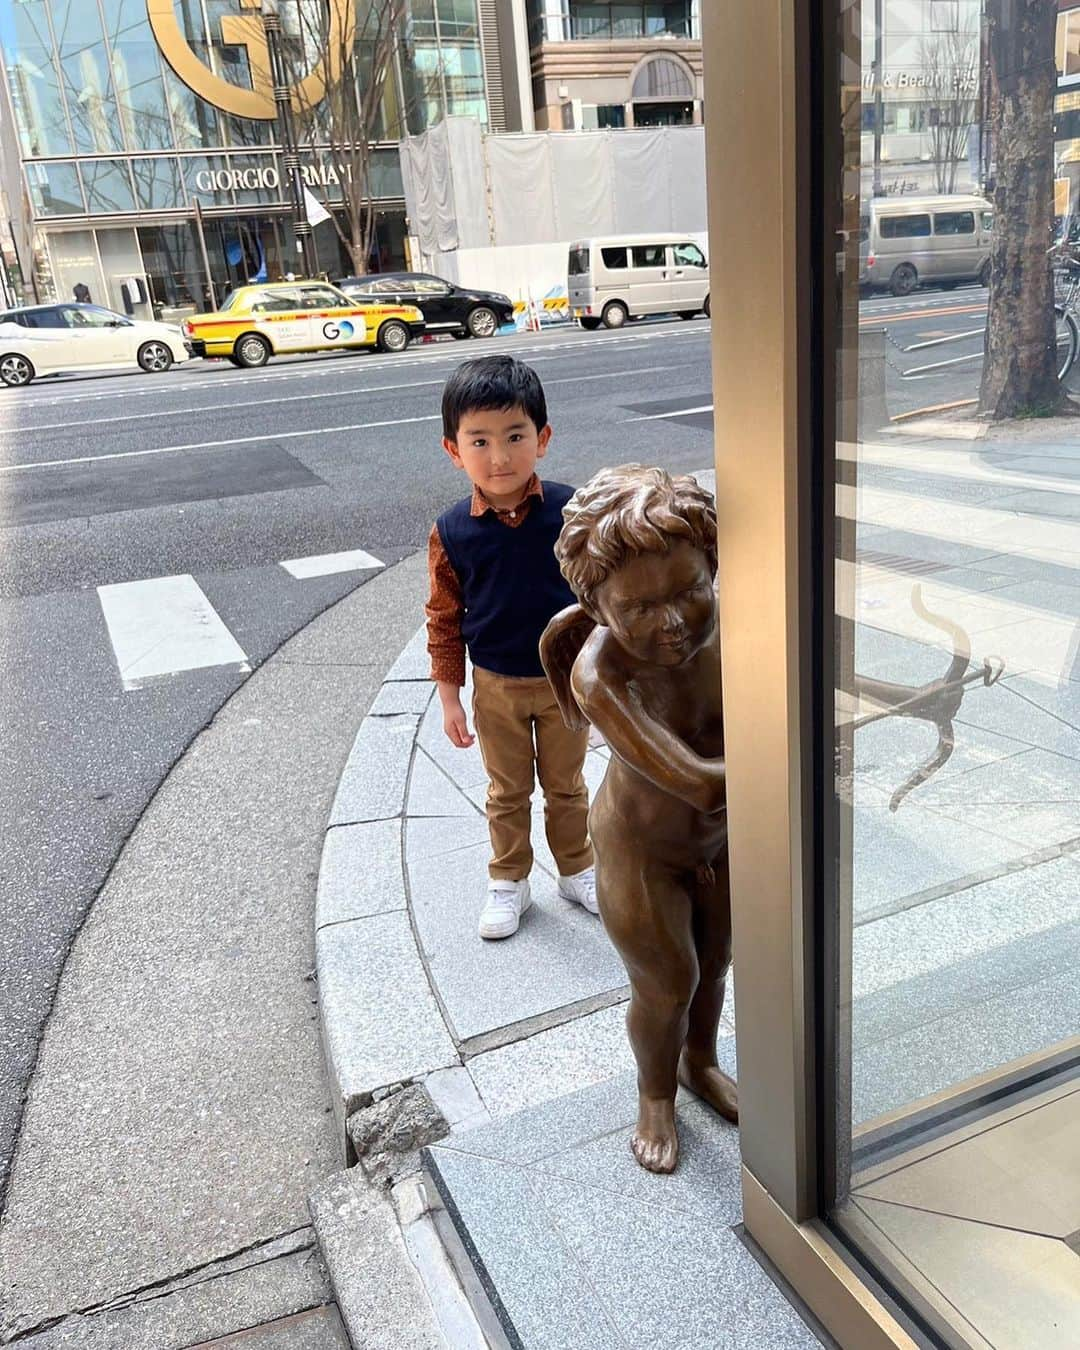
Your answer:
[623,403,714,423]
[0,413,443,473]
[280,548,384,579]
[97,574,249,691]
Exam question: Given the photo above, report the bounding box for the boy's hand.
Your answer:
[437,683,475,748]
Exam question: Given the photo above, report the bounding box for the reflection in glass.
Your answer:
[25,161,84,216]
[104,0,175,151]
[826,0,1080,1344]
[130,157,187,212]
[51,0,122,154]
[80,159,136,214]
[0,0,73,155]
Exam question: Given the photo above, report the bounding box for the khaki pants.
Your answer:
[472,666,593,881]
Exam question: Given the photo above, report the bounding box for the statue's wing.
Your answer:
[540,604,595,732]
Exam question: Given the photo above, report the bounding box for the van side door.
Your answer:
[931,209,977,283]
[630,242,669,315]
[666,241,709,312]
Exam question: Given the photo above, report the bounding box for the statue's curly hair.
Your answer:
[555,465,717,607]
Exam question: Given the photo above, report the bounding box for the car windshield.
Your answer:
[219,289,243,311]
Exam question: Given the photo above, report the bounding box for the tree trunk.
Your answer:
[978,0,1062,418]
[349,242,368,276]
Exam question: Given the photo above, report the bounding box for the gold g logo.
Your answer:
[147,0,355,120]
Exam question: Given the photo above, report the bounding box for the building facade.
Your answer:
[0,0,525,315]
[526,1,702,130]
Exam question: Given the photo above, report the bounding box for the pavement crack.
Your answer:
[2,1226,317,1343]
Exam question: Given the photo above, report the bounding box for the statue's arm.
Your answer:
[572,659,725,814]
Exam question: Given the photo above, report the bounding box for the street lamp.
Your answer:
[262,8,318,278]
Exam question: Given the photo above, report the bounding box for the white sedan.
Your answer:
[0,302,191,387]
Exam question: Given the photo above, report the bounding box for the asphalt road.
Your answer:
[0,316,720,1202]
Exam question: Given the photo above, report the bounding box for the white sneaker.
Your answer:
[558,867,599,915]
[478,878,532,940]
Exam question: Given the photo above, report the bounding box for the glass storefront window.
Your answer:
[0,0,73,156]
[129,157,187,211]
[46,228,102,305]
[25,161,84,216]
[80,159,136,214]
[104,0,175,152]
[51,0,122,154]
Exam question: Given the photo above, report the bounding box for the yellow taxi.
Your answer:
[183,280,426,368]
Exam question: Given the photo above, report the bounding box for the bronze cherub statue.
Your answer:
[541,465,735,1174]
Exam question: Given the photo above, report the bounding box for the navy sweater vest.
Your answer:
[437,482,577,678]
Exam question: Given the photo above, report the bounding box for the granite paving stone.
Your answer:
[416,697,489,793]
[951,675,1080,761]
[405,812,492,863]
[853,715,1028,800]
[532,1175,818,1350]
[852,964,1080,1125]
[852,855,1080,1001]
[423,1065,490,1132]
[328,715,419,825]
[407,840,626,1043]
[383,626,430,681]
[369,680,436,716]
[918,802,1080,855]
[912,745,1080,805]
[406,748,482,818]
[317,912,458,1125]
[316,821,404,928]
[850,786,1031,919]
[425,1148,625,1350]
[465,1002,632,1119]
[851,919,1079,1050]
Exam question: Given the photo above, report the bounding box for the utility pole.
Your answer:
[872,0,884,196]
[262,8,317,278]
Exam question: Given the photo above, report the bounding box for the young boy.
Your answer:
[425,355,597,940]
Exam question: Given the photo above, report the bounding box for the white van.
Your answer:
[568,234,710,329]
[860,194,993,296]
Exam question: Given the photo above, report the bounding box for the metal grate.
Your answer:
[855,548,948,577]
[477,0,507,133]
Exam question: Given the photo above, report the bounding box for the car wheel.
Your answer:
[377,320,410,353]
[979,259,991,287]
[467,306,498,338]
[234,333,271,368]
[601,301,628,329]
[679,310,698,320]
[227,354,244,367]
[578,317,601,331]
[889,263,918,297]
[704,294,711,318]
[138,340,173,373]
[0,353,34,387]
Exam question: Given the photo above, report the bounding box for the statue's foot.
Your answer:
[678,1053,739,1124]
[631,1096,679,1173]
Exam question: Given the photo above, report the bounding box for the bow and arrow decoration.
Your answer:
[849,585,1005,812]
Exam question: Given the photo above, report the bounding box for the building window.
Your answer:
[581,103,626,128]
[1057,7,1080,82]
[568,2,691,41]
[632,55,693,100]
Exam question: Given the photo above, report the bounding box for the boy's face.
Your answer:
[443,404,551,510]
[590,540,716,668]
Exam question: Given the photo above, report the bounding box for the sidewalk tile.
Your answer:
[416,698,489,792]
[952,677,1080,763]
[914,745,1080,805]
[406,812,491,862]
[384,627,430,681]
[369,681,435,716]
[406,749,483,818]
[466,1002,631,1119]
[853,963,1080,1125]
[408,841,626,1043]
[317,821,404,928]
[317,912,457,1122]
[423,1065,490,1131]
[531,1174,816,1350]
[425,1150,624,1350]
[328,714,418,825]
[853,855,1080,1001]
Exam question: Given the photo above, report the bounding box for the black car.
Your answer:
[334,272,514,339]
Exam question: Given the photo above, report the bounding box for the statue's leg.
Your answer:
[678,858,738,1122]
[598,859,697,1174]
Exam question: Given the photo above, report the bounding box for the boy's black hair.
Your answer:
[441,355,548,440]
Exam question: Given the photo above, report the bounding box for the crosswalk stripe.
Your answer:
[280,549,384,578]
[97,574,249,691]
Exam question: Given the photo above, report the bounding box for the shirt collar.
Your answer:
[470,473,544,518]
